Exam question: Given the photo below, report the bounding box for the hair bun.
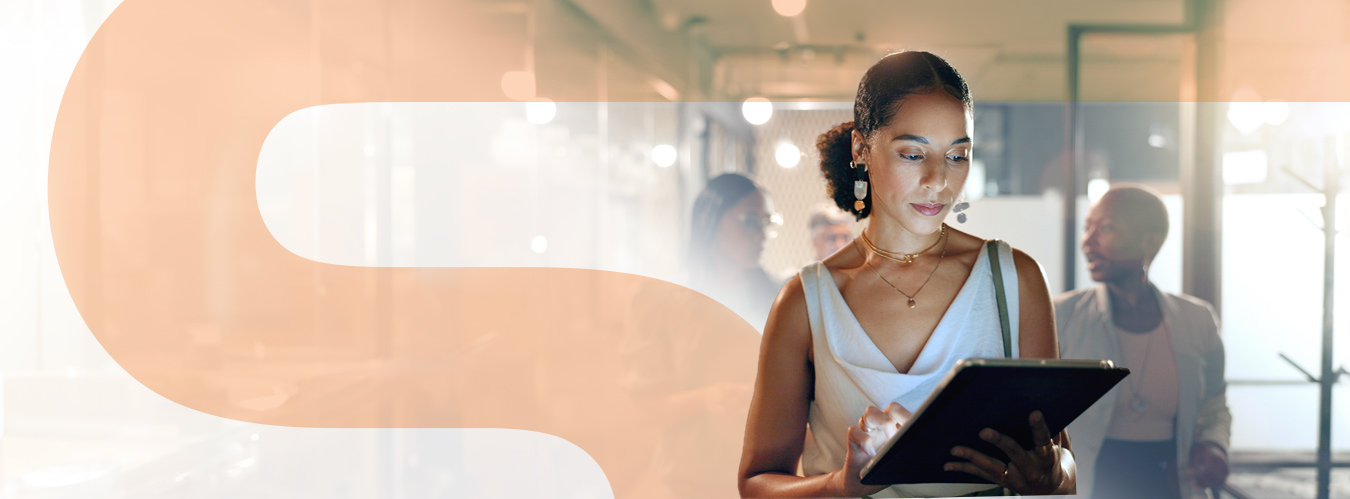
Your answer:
[817,121,866,219]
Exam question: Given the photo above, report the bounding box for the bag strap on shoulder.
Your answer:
[986,240,1013,359]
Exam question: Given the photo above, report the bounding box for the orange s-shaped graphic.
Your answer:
[48,0,761,497]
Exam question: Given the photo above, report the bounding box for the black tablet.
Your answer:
[859,358,1129,486]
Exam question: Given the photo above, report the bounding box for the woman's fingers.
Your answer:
[879,403,907,440]
[948,446,1020,489]
[883,401,912,423]
[1029,411,1054,448]
[846,424,869,451]
[841,429,888,497]
[861,405,890,432]
[947,414,1064,494]
[978,428,1028,463]
[978,428,1047,485]
[943,460,1003,485]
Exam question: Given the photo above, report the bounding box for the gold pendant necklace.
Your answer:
[861,229,948,308]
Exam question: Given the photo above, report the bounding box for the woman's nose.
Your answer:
[920,162,948,192]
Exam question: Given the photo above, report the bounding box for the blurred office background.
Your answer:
[3,0,1350,497]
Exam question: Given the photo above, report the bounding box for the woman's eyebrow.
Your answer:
[891,134,972,146]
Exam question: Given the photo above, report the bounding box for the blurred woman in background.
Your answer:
[1057,185,1231,499]
[687,172,785,331]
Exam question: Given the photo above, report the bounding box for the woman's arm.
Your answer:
[738,276,884,498]
[1014,248,1058,360]
[1189,302,1232,488]
[1014,249,1076,493]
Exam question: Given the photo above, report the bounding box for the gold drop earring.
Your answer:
[851,160,868,212]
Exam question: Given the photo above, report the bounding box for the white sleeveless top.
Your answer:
[799,240,1020,498]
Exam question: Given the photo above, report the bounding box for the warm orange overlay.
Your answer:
[48,0,760,497]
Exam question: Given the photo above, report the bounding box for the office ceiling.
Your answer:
[522,0,1342,104]
[645,0,1193,102]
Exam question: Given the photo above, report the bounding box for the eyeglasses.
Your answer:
[816,233,853,245]
[737,212,784,236]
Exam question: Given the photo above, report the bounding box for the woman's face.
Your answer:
[1082,195,1158,283]
[853,91,972,236]
[716,190,774,270]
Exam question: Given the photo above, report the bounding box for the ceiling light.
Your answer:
[1087,178,1111,204]
[500,71,536,101]
[771,0,807,17]
[1223,150,1269,184]
[651,144,677,167]
[1262,100,1289,125]
[775,141,801,168]
[525,98,556,125]
[742,97,773,125]
[1226,89,1263,135]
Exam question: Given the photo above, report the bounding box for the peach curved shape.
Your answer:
[47,0,761,497]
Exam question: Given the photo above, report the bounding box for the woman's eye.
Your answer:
[900,153,924,161]
[947,154,969,162]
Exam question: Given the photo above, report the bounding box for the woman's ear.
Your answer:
[851,129,868,163]
[1143,232,1166,263]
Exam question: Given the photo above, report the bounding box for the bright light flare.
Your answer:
[775,141,801,168]
[651,144,677,167]
[742,97,773,125]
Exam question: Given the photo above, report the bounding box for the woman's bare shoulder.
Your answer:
[762,274,813,360]
[940,225,988,260]
[819,239,865,290]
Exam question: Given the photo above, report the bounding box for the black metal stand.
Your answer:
[1280,137,1344,499]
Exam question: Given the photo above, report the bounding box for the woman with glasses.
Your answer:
[738,51,1076,497]
[686,172,785,331]
[614,171,780,499]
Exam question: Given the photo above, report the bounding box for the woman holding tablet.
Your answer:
[737,51,1077,497]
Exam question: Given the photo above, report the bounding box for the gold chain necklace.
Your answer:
[861,229,948,308]
[859,225,946,264]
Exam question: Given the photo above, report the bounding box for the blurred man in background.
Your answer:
[808,203,855,261]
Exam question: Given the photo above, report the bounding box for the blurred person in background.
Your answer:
[739,51,1076,498]
[611,172,778,497]
[686,172,785,331]
[809,203,856,261]
[1057,184,1231,499]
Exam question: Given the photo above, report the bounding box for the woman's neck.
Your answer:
[1106,273,1150,307]
[862,220,944,256]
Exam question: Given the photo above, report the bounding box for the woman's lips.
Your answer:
[911,203,945,216]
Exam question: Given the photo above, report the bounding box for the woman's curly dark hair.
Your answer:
[818,51,972,220]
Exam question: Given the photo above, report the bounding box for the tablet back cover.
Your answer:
[860,360,1128,485]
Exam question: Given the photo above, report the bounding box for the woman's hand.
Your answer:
[833,402,911,497]
[945,411,1072,495]
[1186,441,1229,489]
